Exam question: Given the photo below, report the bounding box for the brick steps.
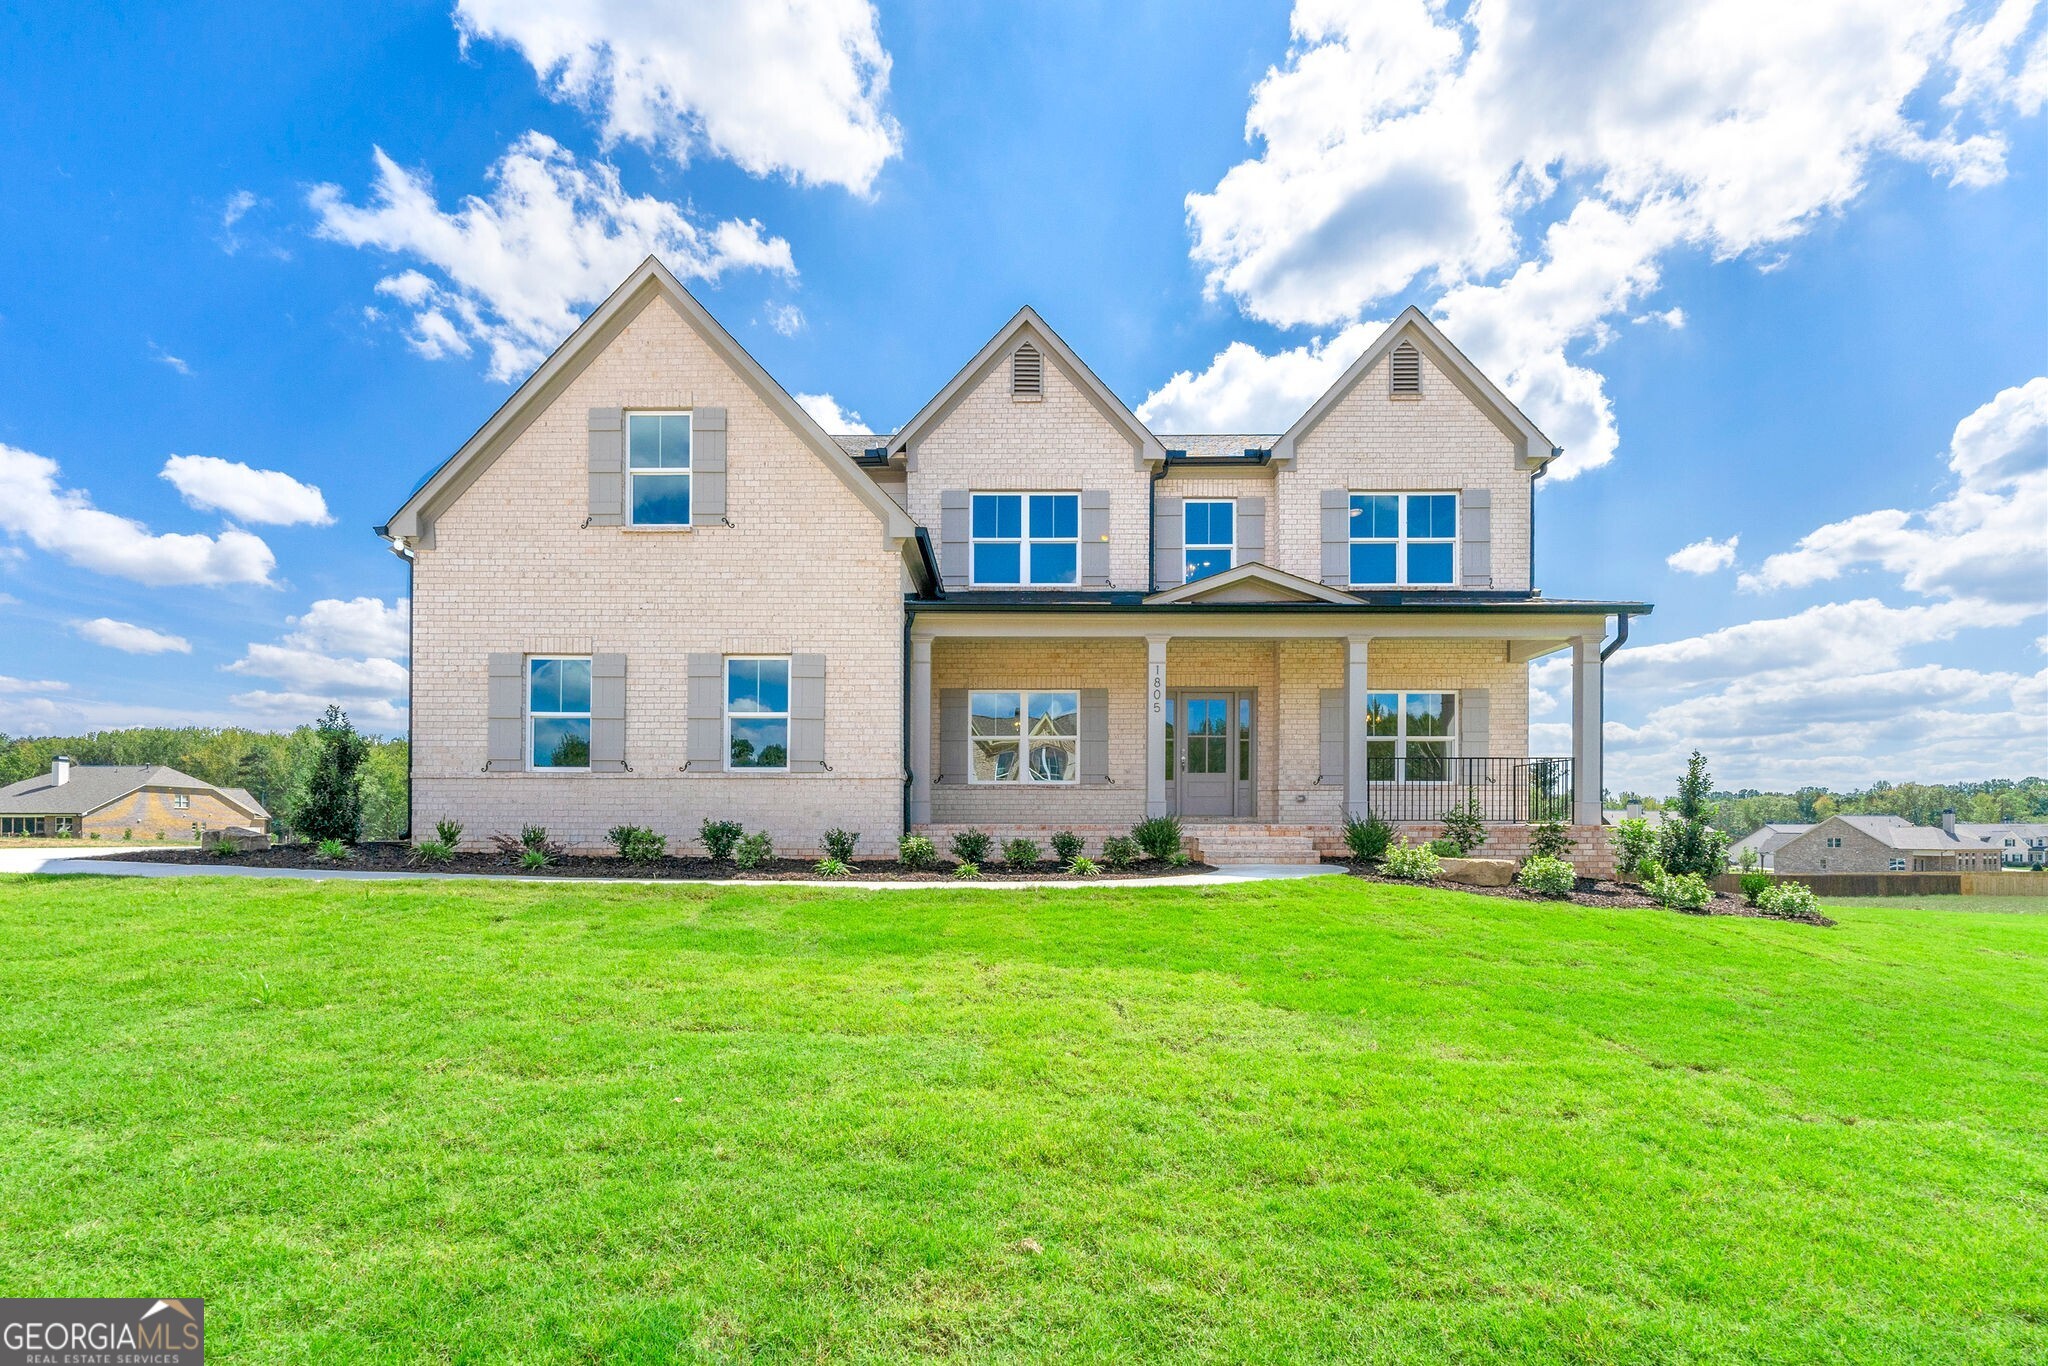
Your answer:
[1187,824,1330,866]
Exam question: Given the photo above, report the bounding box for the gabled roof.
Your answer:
[1730,823,1813,852]
[1143,562,1356,606]
[382,256,915,542]
[1273,306,1558,468]
[886,308,1167,465]
[0,765,269,820]
[1812,814,1982,852]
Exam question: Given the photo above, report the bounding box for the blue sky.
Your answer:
[0,0,2042,793]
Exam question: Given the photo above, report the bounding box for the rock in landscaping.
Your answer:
[206,826,270,853]
[1439,857,1517,887]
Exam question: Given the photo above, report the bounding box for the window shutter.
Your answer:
[588,408,623,526]
[1460,688,1490,760]
[692,407,727,527]
[487,653,526,772]
[1317,688,1344,785]
[1320,489,1350,585]
[685,653,724,772]
[1080,688,1109,785]
[1154,495,1183,588]
[1236,495,1266,565]
[938,688,968,784]
[939,490,970,589]
[790,653,827,772]
[590,653,627,771]
[1460,488,1492,587]
[1080,490,1111,586]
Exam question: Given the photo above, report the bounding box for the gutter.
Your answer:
[1599,611,1631,661]
[906,596,1656,616]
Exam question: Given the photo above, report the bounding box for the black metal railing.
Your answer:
[1364,756,1574,825]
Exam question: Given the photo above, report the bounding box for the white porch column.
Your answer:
[1145,634,1170,818]
[907,632,935,826]
[1571,632,1604,826]
[1344,635,1371,820]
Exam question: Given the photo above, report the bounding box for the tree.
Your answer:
[292,706,371,844]
[1656,749,1730,879]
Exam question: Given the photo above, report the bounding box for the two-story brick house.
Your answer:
[380,257,1650,865]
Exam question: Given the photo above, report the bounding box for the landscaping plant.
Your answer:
[822,828,860,862]
[1002,837,1042,871]
[1100,835,1141,870]
[951,862,980,879]
[292,705,370,845]
[1611,817,1657,881]
[1382,839,1442,881]
[1439,801,1486,855]
[1656,750,1731,879]
[1132,816,1183,862]
[1516,855,1576,898]
[518,847,553,871]
[734,832,774,871]
[700,819,744,861]
[813,857,850,878]
[1648,869,1714,912]
[606,825,667,864]
[1067,856,1100,877]
[1050,830,1084,863]
[1740,871,1773,906]
[1427,838,1462,858]
[1530,818,1574,862]
[1736,844,1761,872]
[897,835,939,871]
[949,829,993,865]
[313,838,350,862]
[1342,814,1393,863]
[435,818,464,848]
[408,839,454,867]
[1757,881,1821,919]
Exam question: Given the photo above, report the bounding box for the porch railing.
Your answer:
[1364,756,1574,826]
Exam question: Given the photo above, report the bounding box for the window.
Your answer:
[1825,836,1842,848]
[1390,341,1421,395]
[726,658,790,771]
[971,493,1078,585]
[969,690,1078,783]
[626,411,692,526]
[1184,499,1235,582]
[171,793,190,810]
[55,818,72,834]
[529,656,592,770]
[1889,858,1908,871]
[1011,343,1043,397]
[1348,493,1457,586]
[1,816,46,837]
[1365,692,1456,781]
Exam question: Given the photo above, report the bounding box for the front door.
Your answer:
[1172,691,1250,818]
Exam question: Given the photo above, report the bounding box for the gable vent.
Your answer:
[1390,341,1421,396]
[1011,342,1043,397]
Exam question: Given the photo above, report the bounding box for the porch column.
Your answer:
[907,632,934,825]
[1344,634,1371,820]
[1571,632,1603,826]
[1145,634,1170,818]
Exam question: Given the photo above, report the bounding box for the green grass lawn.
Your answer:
[1826,893,2048,915]
[3,874,2044,1362]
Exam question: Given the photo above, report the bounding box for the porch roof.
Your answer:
[907,591,1653,616]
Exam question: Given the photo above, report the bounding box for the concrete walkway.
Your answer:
[0,845,1342,891]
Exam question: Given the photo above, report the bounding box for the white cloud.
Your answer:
[225,597,410,713]
[1138,321,1381,432]
[0,444,275,587]
[283,596,410,659]
[453,0,901,194]
[1632,307,1685,329]
[794,392,872,435]
[223,691,408,730]
[766,302,805,336]
[218,190,258,253]
[0,675,68,695]
[149,342,192,376]
[1666,534,1739,575]
[72,618,193,655]
[310,133,796,382]
[227,646,408,694]
[159,454,333,527]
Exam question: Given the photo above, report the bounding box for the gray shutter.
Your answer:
[1236,496,1265,566]
[588,408,623,526]
[940,490,970,589]
[1460,688,1490,760]
[1080,688,1109,785]
[938,689,969,784]
[1080,490,1111,586]
[790,653,827,772]
[1154,495,1183,588]
[685,654,724,772]
[590,653,627,771]
[692,407,727,526]
[1320,489,1350,585]
[487,653,526,772]
[1460,487,1492,587]
[1317,688,1344,785]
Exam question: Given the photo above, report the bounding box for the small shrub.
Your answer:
[1517,855,1576,898]
[1735,844,1761,872]
[123,828,133,840]
[1739,871,1772,906]
[1165,849,1192,868]
[950,828,993,865]
[813,857,850,878]
[89,831,102,841]
[1636,856,1666,886]
[607,825,668,864]
[1132,816,1184,861]
[952,862,981,879]
[1101,835,1141,870]
[435,818,464,848]
[409,839,454,866]
[1383,839,1442,881]
[1343,814,1393,863]
[1656,750,1731,878]
[156,831,166,840]
[700,819,744,861]
[823,828,860,862]
[521,825,555,854]
[1067,856,1100,877]
[1611,817,1658,881]
[1050,830,1084,862]
[209,841,236,858]
[1003,837,1042,870]
[898,834,940,870]
[1530,818,1575,862]
[519,847,553,870]
[1427,838,1462,858]
[1649,870,1713,912]
[1757,881,1821,919]
[734,832,773,871]
[1439,802,1486,855]
[314,838,350,862]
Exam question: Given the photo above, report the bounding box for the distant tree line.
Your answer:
[1612,777,2048,839]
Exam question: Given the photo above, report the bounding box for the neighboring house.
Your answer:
[379,257,1651,856]
[1603,801,1674,829]
[0,756,269,838]
[1954,822,2048,867]
[1772,814,2003,874]
[1728,823,1814,871]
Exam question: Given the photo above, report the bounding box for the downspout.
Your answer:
[1600,612,1629,660]
[376,523,416,841]
[901,607,913,836]
[1529,454,1550,591]
[1146,461,1168,593]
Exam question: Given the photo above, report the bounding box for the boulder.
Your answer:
[1440,856,1517,887]
[205,826,270,853]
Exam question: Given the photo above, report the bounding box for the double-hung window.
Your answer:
[969,690,1078,783]
[529,656,592,769]
[1888,858,1908,871]
[1184,499,1234,582]
[971,493,1078,586]
[1349,492,1457,586]
[627,411,692,526]
[171,794,190,810]
[726,657,790,771]
[1364,691,1456,782]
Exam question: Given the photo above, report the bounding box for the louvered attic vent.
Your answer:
[1390,341,1421,395]
[1011,342,1043,397]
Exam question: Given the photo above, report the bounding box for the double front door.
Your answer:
[1168,690,1253,818]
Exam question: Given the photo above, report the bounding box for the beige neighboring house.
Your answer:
[1772,814,2003,874]
[0,756,269,839]
[379,257,1651,860]
[1728,823,1814,871]
[1954,822,2048,867]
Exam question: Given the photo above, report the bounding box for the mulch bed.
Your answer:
[118,842,1211,882]
[1324,860,1836,925]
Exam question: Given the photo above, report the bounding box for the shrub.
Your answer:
[898,834,940,871]
[519,847,554,870]
[123,828,133,840]
[950,828,993,865]
[1101,835,1141,870]
[1003,837,1042,870]
[1530,818,1575,862]
[1611,817,1657,881]
[1067,856,1100,877]
[89,831,101,840]
[409,839,454,866]
[156,831,166,840]
[1735,844,1761,872]
[607,825,668,864]
[1649,870,1713,912]
[435,818,464,848]
[1343,814,1393,863]
[1739,871,1772,907]
[813,857,850,878]
[700,819,744,861]
[1382,839,1441,881]
[1427,838,1462,858]
[952,862,981,880]
[1165,849,1192,868]
[1050,830,1084,862]
[734,832,773,871]
[293,705,370,844]
[823,828,860,862]
[1132,816,1184,862]
[1757,881,1821,919]
[1517,855,1576,898]
[1439,801,1486,855]
[1655,750,1731,879]
[313,838,350,862]
[521,825,558,855]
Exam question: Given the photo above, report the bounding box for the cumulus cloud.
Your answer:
[795,392,873,435]
[226,597,410,701]
[1666,534,1739,575]
[0,444,275,587]
[1138,321,1380,432]
[223,691,409,730]
[72,618,193,655]
[282,595,410,659]
[310,133,796,382]
[453,0,901,194]
[0,675,68,695]
[160,454,333,527]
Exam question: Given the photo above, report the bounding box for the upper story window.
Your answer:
[1184,499,1234,582]
[970,690,1078,783]
[971,493,1078,586]
[1825,836,1842,848]
[1011,343,1043,398]
[1389,341,1422,396]
[171,793,191,810]
[726,657,790,771]
[1365,691,1456,782]
[1349,492,1457,586]
[627,412,691,525]
[529,657,591,770]
[1889,858,1908,871]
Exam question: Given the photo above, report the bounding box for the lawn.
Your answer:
[2,874,2044,1362]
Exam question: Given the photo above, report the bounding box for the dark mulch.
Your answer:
[118,842,1210,882]
[1323,859,1835,926]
